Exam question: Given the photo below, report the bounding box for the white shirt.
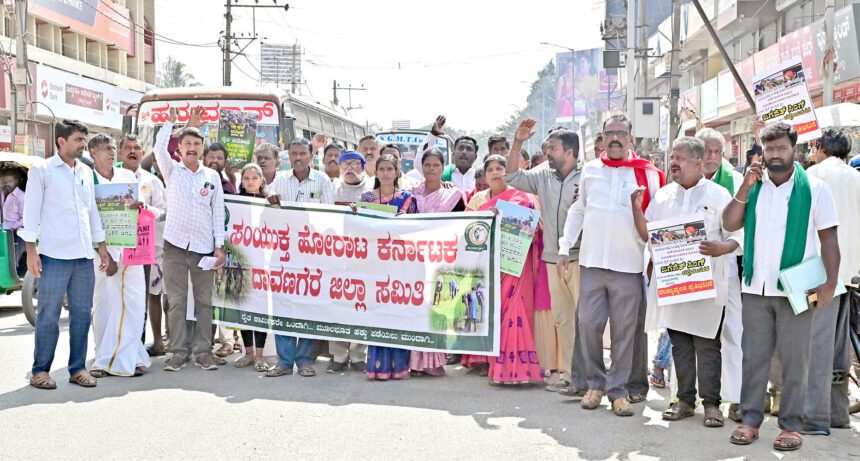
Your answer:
[806,156,860,287]
[132,167,166,223]
[450,167,476,191]
[645,178,739,338]
[154,121,226,254]
[742,168,840,297]
[559,158,662,273]
[19,155,105,260]
[94,167,139,262]
[270,168,334,205]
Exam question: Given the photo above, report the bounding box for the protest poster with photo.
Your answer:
[94,183,139,248]
[217,109,258,165]
[208,196,501,355]
[647,214,716,306]
[494,200,540,277]
[753,58,822,143]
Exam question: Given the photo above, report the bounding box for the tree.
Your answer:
[157,56,200,88]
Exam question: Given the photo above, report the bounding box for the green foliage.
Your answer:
[158,56,200,88]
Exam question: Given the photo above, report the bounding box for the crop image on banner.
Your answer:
[647,214,716,306]
[210,196,501,355]
[218,109,259,165]
[94,183,139,248]
[753,58,822,143]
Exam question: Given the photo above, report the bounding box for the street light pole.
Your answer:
[667,0,682,167]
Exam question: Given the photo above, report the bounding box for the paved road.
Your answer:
[0,295,858,460]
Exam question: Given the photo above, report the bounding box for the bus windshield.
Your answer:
[375,131,450,173]
[135,99,282,156]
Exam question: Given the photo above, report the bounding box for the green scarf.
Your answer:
[712,159,734,194]
[742,162,811,290]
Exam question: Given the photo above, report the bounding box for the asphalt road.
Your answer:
[0,295,858,460]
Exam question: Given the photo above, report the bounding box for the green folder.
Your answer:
[777,255,847,315]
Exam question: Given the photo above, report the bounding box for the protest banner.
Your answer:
[217,109,258,165]
[753,58,822,143]
[94,183,139,248]
[122,209,156,265]
[647,214,716,306]
[209,196,501,355]
[495,200,540,277]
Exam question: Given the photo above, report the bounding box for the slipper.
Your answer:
[662,402,695,421]
[704,405,725,428]
[730,425,759,445]
[89,369,109,379]
[773,430,802,451]
[648,370,666,389]
[264,364,293,377]
[298,366,316,377]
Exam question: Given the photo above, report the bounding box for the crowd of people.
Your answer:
[15,103,860,453]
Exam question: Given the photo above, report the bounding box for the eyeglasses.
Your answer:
[342,160,363,169]
[604,130,629,138]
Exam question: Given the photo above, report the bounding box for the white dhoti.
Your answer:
[720,259,743,402]
[92,259,152,376]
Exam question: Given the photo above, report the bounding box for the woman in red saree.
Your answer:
[461,155,542,385]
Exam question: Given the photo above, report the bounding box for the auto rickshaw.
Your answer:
[0,152,44,326]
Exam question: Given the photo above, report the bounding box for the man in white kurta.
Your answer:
[697,128,745,410]
[633,137,740,426]
[88,134,151,377]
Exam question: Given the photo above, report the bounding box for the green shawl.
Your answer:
[712,159,735,194]
[742,162,812,290]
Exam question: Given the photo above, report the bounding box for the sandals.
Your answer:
[704,405,725,428]
[30,372,57,390]
[648,370,666,389]
[773,430,802,451]
[730,425,759,445]
[298,366,316,377]
[68,371,98,388]
[234,355,255,368]
[254,359,269,372]
[662,401,695,421]
[89,369,109,379]
[264,364,293,377]
[215,344,235,358]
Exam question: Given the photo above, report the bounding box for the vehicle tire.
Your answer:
[22,271,38,327]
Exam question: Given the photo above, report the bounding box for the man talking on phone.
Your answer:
[722,122,840,452]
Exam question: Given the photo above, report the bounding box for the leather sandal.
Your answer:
[30,372,56,390]
[68,371,98,388]
[662,401,695,421]
[773,430,802,451]
[703,405,725,427]
[730,425,759,445]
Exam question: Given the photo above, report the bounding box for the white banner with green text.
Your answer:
[210,196,501,355]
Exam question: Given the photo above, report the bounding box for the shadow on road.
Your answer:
[0,318,856,460]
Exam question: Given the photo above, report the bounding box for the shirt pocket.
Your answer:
[76,182,92,210]
[191,184,212,206]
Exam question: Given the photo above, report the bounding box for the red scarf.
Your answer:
[599,150,666,212]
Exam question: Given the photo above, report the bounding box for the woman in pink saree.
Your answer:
[409,149,466,376]
[461,155,542,385]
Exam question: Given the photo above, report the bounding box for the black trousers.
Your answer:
[241,329,268,349]
[668,312,723,407]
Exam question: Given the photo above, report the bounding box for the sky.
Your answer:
[154,0,606,132]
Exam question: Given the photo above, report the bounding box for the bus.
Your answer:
[374,130,452,174]
[126,87,366,169]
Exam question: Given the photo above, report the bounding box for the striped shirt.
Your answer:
[154,121,225,254]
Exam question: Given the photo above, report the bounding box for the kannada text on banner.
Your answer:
[209,197,501,355]
[647,214,716,306]
[753,58,822,143]
[94,182,139,248]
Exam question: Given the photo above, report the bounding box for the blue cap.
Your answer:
[338,150,366,169]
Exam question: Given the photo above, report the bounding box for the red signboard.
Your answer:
[779,24,821,93]
[29,0,133,51]
[65,84,104,110]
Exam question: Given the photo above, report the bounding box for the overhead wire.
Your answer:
[79,0,220,48]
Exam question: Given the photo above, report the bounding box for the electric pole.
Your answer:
[332,81,366,115]
[637,0,648,151]
[12,0,29,137]
[667,0,681,162]
[823,0,835,106]
[625,0,635,113]
[221,1,290,87]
